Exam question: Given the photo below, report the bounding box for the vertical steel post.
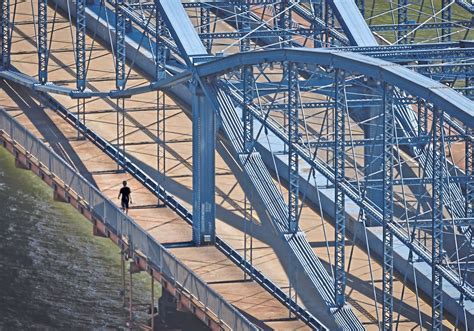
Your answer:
[397,0,408,43]
[287,61,299,233]
[276,0,291,47]
[382,84,394,331]
[240,2,253,153]
[311,0,323,47]
[201,6,211,52]
[76,0,86,138]
[115,0,125,90]
[466,129,473,221]
[191,79,216,245]
[76,0,86,91]
[432,107,445,331]
[441,0,451,42]
[155,3,166,203]
[0,0,10,68]
[115,0,126,169]
[334,69,346,307]
[38,0,48,84]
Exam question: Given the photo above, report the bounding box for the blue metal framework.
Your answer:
[76,0,86,138]
[397,0,408,43]
[334,68,346,307]
[4,0,474,329]
[431,107,445,331]
[441,0,452,42]
[200,6,211,52]
[76,0,86,92]
[382,83,394,330]
[287,61,299,233]
[191,80,216,245]
[38,0,48,84]
[0,0,10,68]
[115,0,125,90]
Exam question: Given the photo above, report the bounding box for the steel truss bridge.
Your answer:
[0,0,473,329]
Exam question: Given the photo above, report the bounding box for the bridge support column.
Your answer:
[365,100,384,220]
[191,81,215,246]
[0,0,10,68]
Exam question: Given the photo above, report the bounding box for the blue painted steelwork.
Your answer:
[287,61,299,233]
[191,80,216,245]
[382,83,394,331]
[38,0,48,84]
[397,0,408,44]
[240,2,253,153]
[442,0,452,42]
[333,69,346,307]
[467,131,474,221]
[115,0,125,90]
[431,107,445,330]
[76,0,86,139]
[76,0,86,91]
[328,0,377,46]
[200,6,211,52]
[6,0,474,328]
[0,0,9,68]
[194,49,474,304]
[32,85,328,331]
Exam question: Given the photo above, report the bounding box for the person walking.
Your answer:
[118,180,132,214]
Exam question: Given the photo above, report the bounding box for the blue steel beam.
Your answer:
[191,80,216,245]
[334,69,346,307]
[76,0,86,139]
[200,6,211,52]
[432,107,445,330]
[327,0,377,46]
[1,0,10,68]
[382,83,394,331]
[115,0,125,90]
[397,0,408,43]
[194,49,474,130]
[76,0,86,91]
[38,0,48,84]
[287,61,299,233]
[240,2,253,153]
[442,0,452,42]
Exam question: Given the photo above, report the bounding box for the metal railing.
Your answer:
[0,108,257,331]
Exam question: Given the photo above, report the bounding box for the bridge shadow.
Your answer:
[0,80,98,188]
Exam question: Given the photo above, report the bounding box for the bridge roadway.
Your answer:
[0,2,458,329]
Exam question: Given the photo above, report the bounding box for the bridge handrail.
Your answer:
[0,108,257,331]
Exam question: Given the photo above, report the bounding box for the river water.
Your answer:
[0,148,151,329]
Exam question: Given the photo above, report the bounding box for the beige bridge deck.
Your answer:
[0,2,456,330]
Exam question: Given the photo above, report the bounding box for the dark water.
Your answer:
[0,148,151,329]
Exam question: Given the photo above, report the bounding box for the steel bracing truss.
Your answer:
[0,0,473,329]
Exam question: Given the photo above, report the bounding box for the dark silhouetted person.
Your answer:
[118,181,132,214]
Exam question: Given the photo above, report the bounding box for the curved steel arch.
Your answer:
[195,48,474,129]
